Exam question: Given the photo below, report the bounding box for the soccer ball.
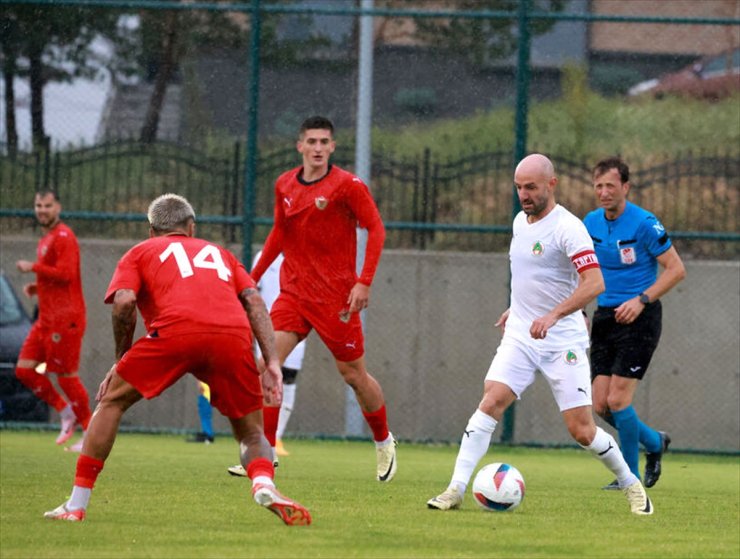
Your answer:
[472,463,525,512]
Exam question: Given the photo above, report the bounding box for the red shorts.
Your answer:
[116,328,261,419]
[19,320,85,374]
[271,292,364,362]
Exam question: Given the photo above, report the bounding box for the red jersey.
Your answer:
[104,235,255,334]
[33,222,86,328]
[252,165,385,304]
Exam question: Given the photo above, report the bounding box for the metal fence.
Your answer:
[2,141,738,258]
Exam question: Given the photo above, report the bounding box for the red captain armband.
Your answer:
[571,250,600,273]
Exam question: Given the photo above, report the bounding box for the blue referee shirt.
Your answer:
[583,201,672,307]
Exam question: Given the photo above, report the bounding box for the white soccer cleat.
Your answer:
[43,503,85,522]
[65,433,86,453]
[623,480,654,515]
[227,464,247,477]
[55,407,77,445]
[376,434,397,482]
[427,486,463,510]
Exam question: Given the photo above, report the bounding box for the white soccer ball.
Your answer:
[472,462,525,512]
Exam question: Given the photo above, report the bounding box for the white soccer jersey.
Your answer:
[252,251,307,369]
[504,204,598,351]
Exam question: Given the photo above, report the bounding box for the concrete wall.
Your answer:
[1,237,738,451]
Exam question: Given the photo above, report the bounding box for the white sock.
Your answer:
[67,486,91,511]
[582,427,637,487]
[252,475,273,488]
[60,404,74,420]
[450,409,498,494]
[276,384,296,440]
[375,433,394,448]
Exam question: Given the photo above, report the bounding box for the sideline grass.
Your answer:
[1,431,738,558]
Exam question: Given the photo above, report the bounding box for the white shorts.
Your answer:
[485,338,592,411]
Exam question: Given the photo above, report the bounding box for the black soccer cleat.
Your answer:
[644,431,671,488]
[186,432,215,444]
[601,478,620,491]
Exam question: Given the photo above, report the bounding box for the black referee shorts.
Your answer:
[590,301,662,381]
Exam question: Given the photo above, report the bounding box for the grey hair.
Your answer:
[147,193,196,232]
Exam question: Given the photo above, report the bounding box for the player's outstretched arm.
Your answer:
[347,282,371,313]
[241,287,282,405]
[112,289,137,360]
[495,308,510,335]
[530,267,604,339]
[241,288,278,364]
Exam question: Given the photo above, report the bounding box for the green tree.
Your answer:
[410,0,566,67]
[137,5,261,143]
[0,5,128,150]
[136,1,327,143]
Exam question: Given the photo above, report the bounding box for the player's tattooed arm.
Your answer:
[240,287,278,364]
[112,289,137,360]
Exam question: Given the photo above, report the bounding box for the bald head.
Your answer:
[515,154,555,182]
[513,153,557,220]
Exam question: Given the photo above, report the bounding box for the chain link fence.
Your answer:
[1,0,738,452]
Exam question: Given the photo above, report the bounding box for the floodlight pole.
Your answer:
[345,0,375,438]
[242,0,261,266]
[501,0,533,444]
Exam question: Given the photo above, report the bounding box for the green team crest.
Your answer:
[564,350,578,365]
[532,241,544,256]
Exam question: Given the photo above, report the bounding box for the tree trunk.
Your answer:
[140,10,178,144]
[2,56,18,157]
[28,43,48,151]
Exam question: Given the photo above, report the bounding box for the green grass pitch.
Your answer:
[1,431,738,558]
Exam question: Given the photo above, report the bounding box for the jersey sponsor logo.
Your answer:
[283,197,293,208]
[315,196,328,210]
[620,246,637,265]
[531,241,544,256]
[571,250,600,272]
[564,350,578,365]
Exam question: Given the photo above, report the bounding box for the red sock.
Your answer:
[58,375,92,429]
[15,367,66,411]
[262,406,280,447]
[74,454,105,489]
[363,405,390,442]
[247,457,274,481]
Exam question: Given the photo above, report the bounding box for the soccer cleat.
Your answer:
[644,431,671,488]
[227,464,247,477]
[186,432,214,444]
[275,439,290,457]
[43,503,86,522]
[55,408,77,445]
[376,434,397,482]
[427,486,464,510]
[623,480,654,516]
[65,437,84,453]
[252,483,311,526]
[602,478,620,490]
